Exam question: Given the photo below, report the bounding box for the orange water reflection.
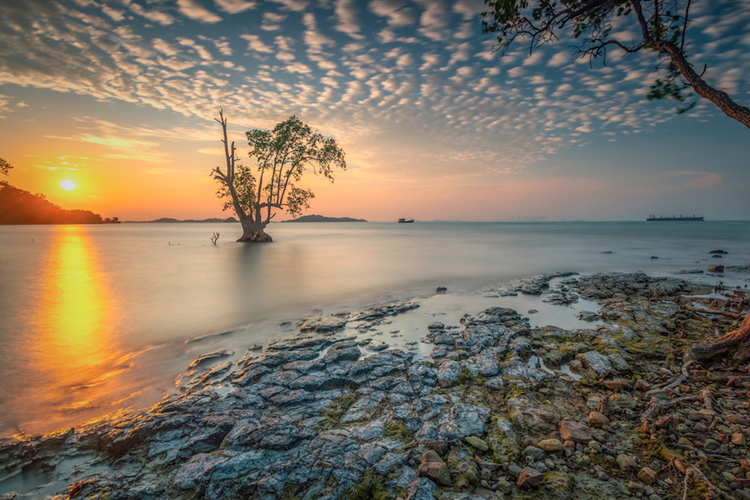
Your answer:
[30,226,123,425]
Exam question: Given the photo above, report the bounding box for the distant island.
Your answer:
[126,217,239,223]
[280,214,367,223]
[0,182,116,225]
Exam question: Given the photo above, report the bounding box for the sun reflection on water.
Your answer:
[31,226,123,421]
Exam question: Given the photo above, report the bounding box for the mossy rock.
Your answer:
[542,471,572,492]
[347,470,393,500]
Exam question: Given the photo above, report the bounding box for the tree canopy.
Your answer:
[481,0,750,129]
[0,157,13,178]
[211,111,346,242]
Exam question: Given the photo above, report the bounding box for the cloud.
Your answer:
[334,0,363,39]
[452,0,485,20]
[368,0,415,26]
[414,0,449,40]
[127,3,175,25]
[240,34,274,53]
[547,51,570,67]
[261,11,287,31]
[269,0,308,11]
[176,0,222,23]
[152,38,180,56]
[46,133,170,163]
[213,0,256,14]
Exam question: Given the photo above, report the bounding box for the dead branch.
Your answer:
[674,459,736,500]
[661,360,693,391]
[683,306,743,319]
[641,395,699,432]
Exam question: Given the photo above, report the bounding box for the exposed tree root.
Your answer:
[686,314,750,362]
[675,459,737,500]
[683,306,743,319]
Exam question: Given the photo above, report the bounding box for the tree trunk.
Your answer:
[237,218,273,243]
[686,313,750,362]
[660,41,750,130]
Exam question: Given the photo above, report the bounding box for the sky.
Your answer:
[1,0,749,222]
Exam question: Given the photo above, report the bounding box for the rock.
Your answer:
[588,412,610,429]
[638,467,657,485]
[465,436,489,451]
[703,439,721,451]
[709,250,728,254]
[603,378,631,391]
[189,349,234,370]
[528,309,538,314]
[609,393,638,409]
[677,437,694,448]
[645,389,668,401]
[517,467,543,488]
[523,446,545,461]
[731,433,746,446]
[508,463,523,477]
[559,420,593,443]
[651,256,658,259]
[436,360,462,385]
[406,477,437,500]
[420,450,443,464]
[708,265,724,273]
[497,477,513,493]
[617,454,638,471]
[635,379,651,391]
[576,351,614,374]
[418,461,451,486]
[436,287,448,294]
[538,439,564,452]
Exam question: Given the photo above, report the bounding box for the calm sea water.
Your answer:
[1,221,748,437]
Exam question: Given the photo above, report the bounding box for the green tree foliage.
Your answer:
[211,111,346,242]
[481,0,750,128]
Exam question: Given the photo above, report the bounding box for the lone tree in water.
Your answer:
[211,110,346,242]
[481,0,750,129]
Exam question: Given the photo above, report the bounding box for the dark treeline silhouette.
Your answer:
[0,182,105,224]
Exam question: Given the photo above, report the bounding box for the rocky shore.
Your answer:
[2,272,750,500]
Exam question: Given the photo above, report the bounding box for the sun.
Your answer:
[61,180,76,191]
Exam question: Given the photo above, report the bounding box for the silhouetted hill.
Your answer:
[126,217,239,223]
[281,214,367,222]
[0,182,104,225]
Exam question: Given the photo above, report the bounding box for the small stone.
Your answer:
[421,450,443,464]
[617,454,638,471]
[588,441,602,454]
[588,411,610,429]
[496,478,512,494]
[609,393,638,409]
[508,463,523,477]
[635,379,651,391]
[677,437,694,448]
[627,481,645,493]
[465,436,489,451]
[523,446,545,461]
[559,420,593,443]
[418,461,451,486]
[732,433,746,446]
[517,467,543,488]
[538,439,564,452]
[723,472,737,482]
[645,389,668,401]
[703,439,721,451]
[481,479,490,489]
[603,378,631,391]
[638,467,657,485]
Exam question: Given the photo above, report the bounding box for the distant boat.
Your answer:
[647,214,704,221]
[398,218,415,223]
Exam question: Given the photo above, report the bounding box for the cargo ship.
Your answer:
[397,218,414,223]
[647,214,704,221]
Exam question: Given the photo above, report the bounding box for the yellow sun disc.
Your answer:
[61,180,76,191]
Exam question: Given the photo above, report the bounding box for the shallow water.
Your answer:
[1,221,748,437]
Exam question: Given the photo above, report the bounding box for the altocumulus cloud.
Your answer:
[0,0,749,179]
